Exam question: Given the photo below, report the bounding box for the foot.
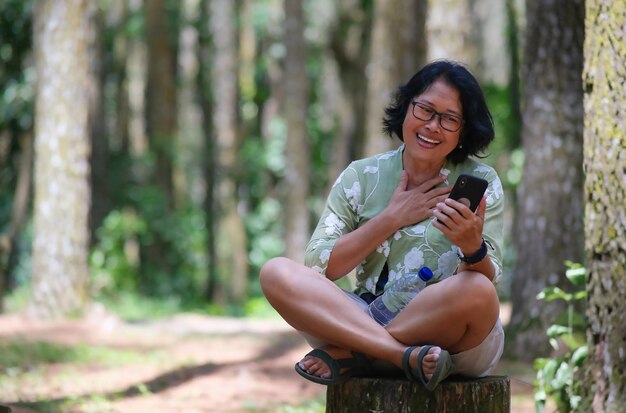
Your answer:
[297,345,354,380]
[407,345,441,382]
[402,345,453,391]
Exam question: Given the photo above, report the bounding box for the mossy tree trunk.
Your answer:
[508,0,585,360]
[582,1,626,411]
[327,376,510,413]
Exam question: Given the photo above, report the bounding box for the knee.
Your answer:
[456,271,499,312]
[259,257,294,296]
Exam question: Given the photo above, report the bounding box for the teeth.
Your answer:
[418,134,440,144]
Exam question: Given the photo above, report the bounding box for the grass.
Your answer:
[0,339,148,369]
[0,338,165,413]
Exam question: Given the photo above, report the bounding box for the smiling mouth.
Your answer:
[418,134,441,145]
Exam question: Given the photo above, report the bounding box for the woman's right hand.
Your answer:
[383,171,451,229]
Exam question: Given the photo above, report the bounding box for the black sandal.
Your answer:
[295,348,371,385]
[402,345,453,391]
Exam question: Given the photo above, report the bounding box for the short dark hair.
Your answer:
[382,60,494,164]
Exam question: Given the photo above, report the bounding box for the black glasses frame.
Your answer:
[411,101,464,132]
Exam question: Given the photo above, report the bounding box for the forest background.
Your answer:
[0,0,624,412]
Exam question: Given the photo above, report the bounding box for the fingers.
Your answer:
[416,174,448,192]
[432,198,481,232]
[434,199,468,224]
[476,196,487,220]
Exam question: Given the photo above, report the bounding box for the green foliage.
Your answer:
[0,0,34,133]
[90,209,147,293]
[534,261,588,413]
[90,186,208,301]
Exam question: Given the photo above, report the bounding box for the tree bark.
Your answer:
[283,0,310,263]
[328,0,372,184]
[145,0,176,208]
[582,1,626,411]
[327,376,510,413]
[426,0,474,65]
[176,0,203,209]
[89,8,108,243]
[209,0,248,306]
[364,0,427,157]
[29,0,97,318]
[0,134,33,311]
[197,0,217,300]
[507,0,585,360]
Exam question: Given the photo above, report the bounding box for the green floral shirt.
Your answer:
[304,145,505,296]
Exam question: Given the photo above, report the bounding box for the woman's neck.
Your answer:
[402,151,446,189]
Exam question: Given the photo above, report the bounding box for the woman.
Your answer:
[260,60,504,390]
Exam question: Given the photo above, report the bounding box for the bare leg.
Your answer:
[260,257,407,366]
[386,270,500,354]
[260,257,497,381]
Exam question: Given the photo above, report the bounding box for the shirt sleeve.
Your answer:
[304,163,361,275]
[482,169,505,285]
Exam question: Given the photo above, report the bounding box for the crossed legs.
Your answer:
[259,257,499,381]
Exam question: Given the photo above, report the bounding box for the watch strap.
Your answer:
[458,239,488,264]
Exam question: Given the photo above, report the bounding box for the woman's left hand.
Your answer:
[432,196,486,255]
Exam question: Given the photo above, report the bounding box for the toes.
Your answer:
[410,346,441,381]
[299,356,331,378]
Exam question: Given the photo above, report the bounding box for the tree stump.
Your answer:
[326,375,510,413]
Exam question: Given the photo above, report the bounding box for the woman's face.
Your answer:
[402,79,463,167]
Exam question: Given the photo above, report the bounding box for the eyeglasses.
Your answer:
[411,101,464,132]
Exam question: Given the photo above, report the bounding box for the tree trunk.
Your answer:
[426,0,474,65]
[327,376,510,413]
[209,0,248,306]
[89,9,108,243]
[29,0,97,319]
[176,0,203,209]
[507,0,585,360]
[582,1,626,411]
[145,0,176,208]
[364,0,427,157]
[328,0,372,184]
[197,0,217,300]
[427,0,509,86]
[283,0,310,263]
[0,134,33,311]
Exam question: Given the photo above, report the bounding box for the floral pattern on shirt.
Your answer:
[304,145,505,294]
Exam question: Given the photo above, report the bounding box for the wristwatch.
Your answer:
[457,238,489,264]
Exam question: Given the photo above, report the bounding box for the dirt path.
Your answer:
[0,309,536,413]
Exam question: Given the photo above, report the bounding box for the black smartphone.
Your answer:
[448,174,488,212]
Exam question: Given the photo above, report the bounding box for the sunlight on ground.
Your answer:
[0,305,546,413]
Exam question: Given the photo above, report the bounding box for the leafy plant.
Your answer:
[534,261,588,412]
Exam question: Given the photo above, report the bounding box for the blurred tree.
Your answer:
[507,0,585,360]
[89,6,108,243]
[283,0,310,263]
[209,0,248,306]
[175,0,204,209]
[327,0,373,182]
[427,0,476,70]
[197,0,217,300]
[364,0,427,156]
[0,0,34,307]
[145,0,177,208]
[582,1,626,410]
[427,0,509,86]
[29,0,99,318]
[504,0,521,149]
